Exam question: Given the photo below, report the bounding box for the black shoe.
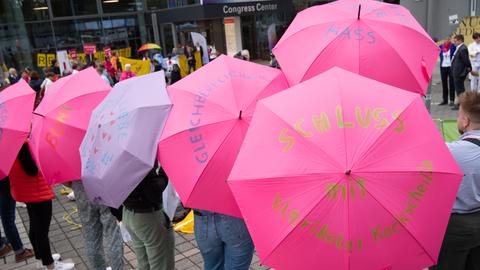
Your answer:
[449,101,455,106]
[452,105,460,110]
[439,101,448,105]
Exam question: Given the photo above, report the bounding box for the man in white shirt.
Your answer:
[40,72,54,95]
[468,33,480,91]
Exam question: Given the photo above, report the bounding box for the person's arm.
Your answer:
[142,167,168,204]
[463,48,472,72]
[18,144,38,176]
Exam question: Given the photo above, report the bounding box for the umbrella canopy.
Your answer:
[272,0,439,95]
[138,43,161,52]
[158,55,289,217]
[228,67,463,270]
[30,67,111,184]
[80,71,172,208]
[0,81,36,179]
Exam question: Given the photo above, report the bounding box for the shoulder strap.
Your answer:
[463,138,480,147]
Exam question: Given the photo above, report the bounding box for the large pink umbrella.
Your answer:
[30,68,110,184]
[158,55,289,217]
[0,81,36,179]
[228,67,463,270]
[273,0,439,95]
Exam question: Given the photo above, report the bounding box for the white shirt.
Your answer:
[468,42,480,65]
[41,78,53,94]
[442,50,452,67]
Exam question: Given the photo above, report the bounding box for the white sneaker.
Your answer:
[35,254,62,269]
[52,253,61,261]
[66,192,75,201]
[106,267,112,270]
[16,202,27,208]
[53,261,75,270]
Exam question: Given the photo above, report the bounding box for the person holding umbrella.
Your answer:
[69,179,124,270]
[122,163,174,270]
[9,144,75,270]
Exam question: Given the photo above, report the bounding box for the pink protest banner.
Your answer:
[83,44,97,55]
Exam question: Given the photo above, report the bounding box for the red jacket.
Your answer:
[9,159,54,203]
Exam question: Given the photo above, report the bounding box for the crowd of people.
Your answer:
[439,33,480,109]
[1,34,479,270]
[0,44,258,270]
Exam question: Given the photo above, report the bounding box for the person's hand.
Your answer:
[471,71,479,77]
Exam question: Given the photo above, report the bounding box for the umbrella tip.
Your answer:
[345,170,351,175]
[357,4,361,20]
[239,110,243,120]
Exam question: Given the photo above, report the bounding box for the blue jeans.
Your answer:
[194,211,254,270]
[0,178,23,252]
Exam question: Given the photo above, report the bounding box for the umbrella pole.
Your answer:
[357,5,361,20]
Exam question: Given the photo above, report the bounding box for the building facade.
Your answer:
[0,0,293,73]
[399,0,478,41]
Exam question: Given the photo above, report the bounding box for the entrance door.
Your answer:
[160,23,177,56]
[241,16,256,59]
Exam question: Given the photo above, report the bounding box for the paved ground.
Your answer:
[1,64,463,270]
[1,188,269,270]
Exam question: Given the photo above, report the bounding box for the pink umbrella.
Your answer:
[273,0,439,95]
[0,81,35,179]
[30,68,110,184]
[158,55,289,217]
[228,67,463,270]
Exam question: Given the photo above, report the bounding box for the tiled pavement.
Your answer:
[1,65,462,270]
[2,188,269,270]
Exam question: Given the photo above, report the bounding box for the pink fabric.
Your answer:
[0,81,35,179]
[30,68,111,184]
[228,67,463,270]
[272,0,440,95]
[120,71,136,81]
[158,55,289,217]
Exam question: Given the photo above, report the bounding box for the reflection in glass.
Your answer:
[102,0,144,13]
[50,0,98,17]
[53,19,103,49]
[0,0,49,23]
[26,23,55,49]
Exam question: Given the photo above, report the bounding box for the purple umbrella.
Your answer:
[80,71,172,208]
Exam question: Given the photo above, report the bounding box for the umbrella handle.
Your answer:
[421,59,430,82]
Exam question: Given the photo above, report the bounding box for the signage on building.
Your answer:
[452,16,480,45]
[220,2,278,15]
[83,44,97,55]
[449,14,459,25]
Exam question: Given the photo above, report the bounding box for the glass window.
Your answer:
[0,23,34,71]
[147,0,168,10]
[102,0,144,13]
[0,0,49,23]
[53,21,80,48]
[22,0,50,21]
[102,16,140,44]
[53,19,102,49]
[50,0,98,17]
[26,23,55,49]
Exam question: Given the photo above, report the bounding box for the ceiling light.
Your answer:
[33,6,48,10]
[103,0,120,3]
